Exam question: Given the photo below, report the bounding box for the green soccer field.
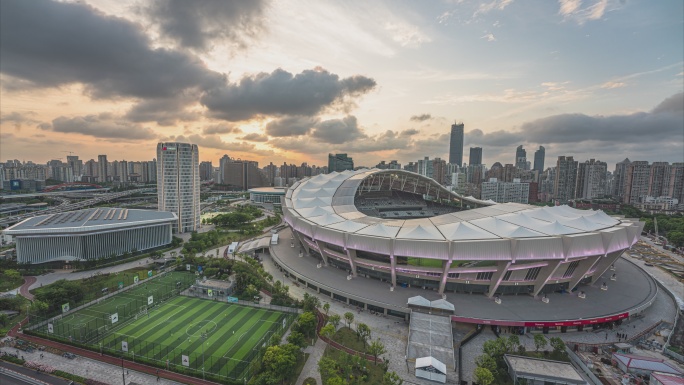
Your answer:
[100,296,288,379]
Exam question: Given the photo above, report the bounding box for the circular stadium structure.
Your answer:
[282,169,645,298]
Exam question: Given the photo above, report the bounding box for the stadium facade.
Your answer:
[283,169,644,297]
[3,208,176,264]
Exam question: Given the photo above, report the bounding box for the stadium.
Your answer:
[2,208,176,264]
[282,169,645,298]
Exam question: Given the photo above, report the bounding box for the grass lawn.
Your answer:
[0,274,23,292]
[331,326,369,353]
[32,266,160,298]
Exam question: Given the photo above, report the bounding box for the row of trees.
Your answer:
[474,335,567,385]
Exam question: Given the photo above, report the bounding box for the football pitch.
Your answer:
[33,271,294,380]
[101,296,289,379]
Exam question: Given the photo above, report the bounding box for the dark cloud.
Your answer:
[201,68,376,121]
[45,115,157,140]
[311,116,364,144]
[240,133,269,142]
[409,113,432,122]
[0,111,39,131]
[265,116,317,137]
[400,128,420,137]
[203,124,241,135]
[124,97,200,126]
[143,0,267,51]
[652,92,683,114]
[0,0,223,99]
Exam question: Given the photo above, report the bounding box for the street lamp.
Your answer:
[202,333,207,380]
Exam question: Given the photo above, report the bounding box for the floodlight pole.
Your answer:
[202,334,206,380]
[121,356,125,385]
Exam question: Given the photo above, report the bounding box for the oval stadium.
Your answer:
[273,169,657,328]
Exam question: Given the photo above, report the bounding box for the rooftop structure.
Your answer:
[504,355,587,385]
[613,353,683,376]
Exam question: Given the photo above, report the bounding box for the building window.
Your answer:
[525,267,541,281]
[503,270,512,281]
[476,271,494,281]
[563,260,580,278]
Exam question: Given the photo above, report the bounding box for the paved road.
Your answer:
[20,277,36,300]
[1,362,71,385]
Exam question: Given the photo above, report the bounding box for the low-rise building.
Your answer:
[612,353,683,377]
[504,355,588,385]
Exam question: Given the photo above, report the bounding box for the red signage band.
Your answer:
[451,312,629,327]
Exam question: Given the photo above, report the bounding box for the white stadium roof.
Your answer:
[283,169,644,260]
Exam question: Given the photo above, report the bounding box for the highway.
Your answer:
[0,188,155,227]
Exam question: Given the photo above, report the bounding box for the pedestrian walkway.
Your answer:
[295,338,326,385]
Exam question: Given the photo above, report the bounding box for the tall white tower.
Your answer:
[157,142,200,233]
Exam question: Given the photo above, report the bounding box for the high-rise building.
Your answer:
[97,155,108,183]
[375,160,401,169]
[199,161,213,181]
[157,142,200,233]
[66,155,83,177]
[648,162,670,198]
[666,163,684,204]
[623,161,650,204]
[449,123,464,166]
[328,153,354,173]
[554,156,578,203]
[469,147,482,165]
[481,178,530,204]
[576,159,608,199]
[217,155,231,184]
[612,158,631,199]
[533,146,545,173]
[432,158,447,185]
[515,145,527,170]
[84,159,98,178]
[222,160,267,190]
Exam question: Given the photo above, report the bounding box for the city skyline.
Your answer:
[0,0,682,167]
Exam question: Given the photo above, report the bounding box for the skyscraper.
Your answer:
[469,147,482,165]
[328,153,354,173]
[554,156,578,203]
[623,161,650,204]
[199,161,213,181]
[97,155,108,183]
[157,142,200,233]
[533,146,545,172]
[515,145,527,170]
[612,158,631,199]
[449,123,464,166]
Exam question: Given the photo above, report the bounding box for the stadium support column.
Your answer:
[487,261,511,298]
[293,231,309,254]
[439,242,455,294]
[389,240,397,288]
[590,250,623,284]
[567,256,600,290]
[531,260,563,297]
[345,248,358,277]
[314,240,329,266]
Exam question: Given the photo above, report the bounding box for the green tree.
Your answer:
[320,324,335,340]
[302,293,321,312]
[344,312,354,328]
[4,269,21,281]
[261,344,299,385]
[534,334,547,352]
[295,312,317,339]
[549,337,566,355]
[356,323,371,349]
[30,300,48,315]
[0,313,8,326]
[318,357,339,380]
[328,314,341,329]
[325,377,345,385]
[383,371,403,385]
[269,332,282,347]
[323,302,330,316]
[368,339,386,364]
[667,231,684,248]
[475,354,498,377]
[287,331,307,348]
[474,367,495,385]
[507,334,520,351]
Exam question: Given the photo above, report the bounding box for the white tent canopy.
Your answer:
[415,356,447,383]
[407,296,431,307]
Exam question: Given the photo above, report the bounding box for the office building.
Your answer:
[576,159,608,199]
[533,146,545,173]
[97,155,108,183]
[469,147,482,165]
[449,123,464,166]
[648,162,671,198]
[554,156,578,203]
[222,160,267,190]
[157,142,200,233]
[66,155,83,177]
[515,145,527,170]
[328,153,354,173]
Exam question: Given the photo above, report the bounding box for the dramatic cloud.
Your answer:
[201,68,376,121]
[240,133,269,142]
[311,116,364,144]
[124,97,200,126]
[144,0,267,51]
[265,116,317,137]
[0,0,223,99]
[203,124,241,135]
[45,115,157,140]
[0,111,39,131]
[409,114,432,122]
[169,134,273,156]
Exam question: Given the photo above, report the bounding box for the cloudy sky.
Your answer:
[1,0,682,169]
